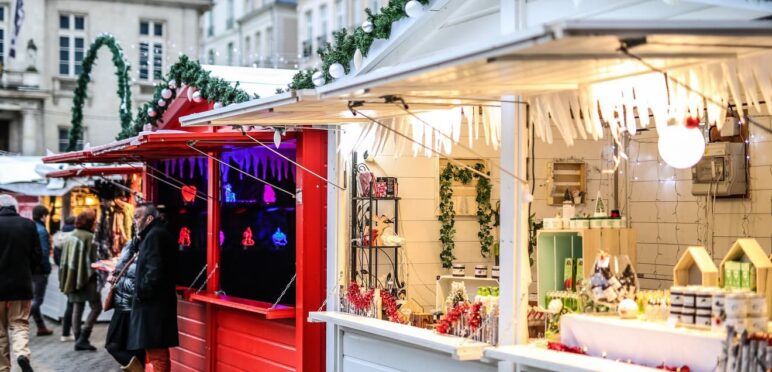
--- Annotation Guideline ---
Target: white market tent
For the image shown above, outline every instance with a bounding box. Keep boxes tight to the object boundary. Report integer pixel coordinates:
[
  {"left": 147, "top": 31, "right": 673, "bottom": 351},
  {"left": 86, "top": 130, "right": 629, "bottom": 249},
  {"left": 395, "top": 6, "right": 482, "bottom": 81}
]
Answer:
[{"left": 180, "top": 1, "right": 772, "bottom": 370}]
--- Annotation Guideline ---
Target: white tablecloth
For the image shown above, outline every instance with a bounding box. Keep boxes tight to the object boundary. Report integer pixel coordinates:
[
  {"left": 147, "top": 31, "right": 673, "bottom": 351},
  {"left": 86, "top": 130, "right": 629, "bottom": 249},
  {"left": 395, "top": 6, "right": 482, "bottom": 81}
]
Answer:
[{"left": 560, "top": 314, "right": 724, "bottom": 372}]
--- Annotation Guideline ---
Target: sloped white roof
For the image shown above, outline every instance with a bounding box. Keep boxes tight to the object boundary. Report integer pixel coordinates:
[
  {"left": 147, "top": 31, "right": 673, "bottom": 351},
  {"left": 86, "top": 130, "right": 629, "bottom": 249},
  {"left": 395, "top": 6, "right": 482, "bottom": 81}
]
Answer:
[{"left": 202, "top": 65, "right": 297, "bottom": 98}]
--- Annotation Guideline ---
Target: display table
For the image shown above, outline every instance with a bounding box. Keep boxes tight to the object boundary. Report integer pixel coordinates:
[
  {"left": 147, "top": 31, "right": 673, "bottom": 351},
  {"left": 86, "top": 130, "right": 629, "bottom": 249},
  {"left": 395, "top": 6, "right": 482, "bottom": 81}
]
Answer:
[
  {"left": 485, "top": 344, "right": 659, "bottom": 372},
  {"left": 309, "top": 311, "right": 496, "bottom": 371},
  {"left": 560, "top": 314, "right": 723, "bottom": 372}
]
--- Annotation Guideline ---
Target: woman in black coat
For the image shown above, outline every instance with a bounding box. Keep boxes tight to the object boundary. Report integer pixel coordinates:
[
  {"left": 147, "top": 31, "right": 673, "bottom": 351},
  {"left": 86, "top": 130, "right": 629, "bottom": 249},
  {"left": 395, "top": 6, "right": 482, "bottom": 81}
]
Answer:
[
  {"left": 127, "top": 204, "right": 178, "bottom": 372},
  {"left": 105, "top": 239, "right": 145, "bottom": 371}
]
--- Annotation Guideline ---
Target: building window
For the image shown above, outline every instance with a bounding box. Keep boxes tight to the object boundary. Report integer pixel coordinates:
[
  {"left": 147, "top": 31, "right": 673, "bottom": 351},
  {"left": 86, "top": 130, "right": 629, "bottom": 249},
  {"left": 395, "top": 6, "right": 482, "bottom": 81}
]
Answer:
[
  {"left": 0, "top": 6, "right": 6, "bottom": 67},
  {"left": 303, "top": 10, "right": 312, "bottom": 58},
  {"left": 208, "top": 49, "right": 215, "bottom": 64},
  {"left": 227, "top": 42, "right": 234, "bottom": 66},
  {"left": 244, "top": 0, "right": 253, "bottom": 13},
  {"left": 207, "top": 11, "right": 214, "bottom": 37},
  {"left": 319, "top": 4, "right": 328, "bottom": 44},
  {"left": 226, "top": 0, "right": 235, "bottom": 30},
  {"left": 370, "top": 0, "right": 379, "bottom": 13},
  {"left": 244, "top": 36, "right": 251, "bottom": 66},
  {"left": 353, "top": 0, "right": 363, "bottom": 26},
  {"left": 334, "top": 0, "right": 345, "bottom": 31},
  {"left": 265, "top": 27, "right": 273, "bottom": 66},
  {"left": 58, "top": 127, "right": 83, "bottom": 152},
  {"left": 139, "top": 20, "right": 164, "bottom": 81},
  {"left": 58, "top": 14, "right": 86, "bottom": 76}
]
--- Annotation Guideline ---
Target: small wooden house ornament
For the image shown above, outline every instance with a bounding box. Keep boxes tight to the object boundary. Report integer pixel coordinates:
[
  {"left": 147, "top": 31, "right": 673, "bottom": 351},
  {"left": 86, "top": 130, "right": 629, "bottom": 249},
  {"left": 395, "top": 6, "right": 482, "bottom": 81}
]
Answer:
[
  {"left": 673, "top": 247, "right": 718, "bottom": 286},
  {"left": 719, "top": 238, "right": 772, "bottom": 319}
]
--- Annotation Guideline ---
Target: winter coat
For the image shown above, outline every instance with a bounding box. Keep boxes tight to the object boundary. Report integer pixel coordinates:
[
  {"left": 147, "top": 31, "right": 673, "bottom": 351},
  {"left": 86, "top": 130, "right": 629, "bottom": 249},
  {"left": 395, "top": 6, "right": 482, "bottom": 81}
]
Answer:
[
  {"left": 0, "top": 207, "right": 41, "bottom": 301},
  {"left": 52, "top": 223, "right": 74, "bottom": 266},
  {"left": 111, "top": 240, "right": 139, "bottom": 312},
  {"left": 34, "top": 220, "right": 52, "bottom": 275},
  {"left": 59, "top": 229, "right": 100, "bottom": 302},
  {"left": 127, "top": 219, "right": 179, "bottom": 350}
]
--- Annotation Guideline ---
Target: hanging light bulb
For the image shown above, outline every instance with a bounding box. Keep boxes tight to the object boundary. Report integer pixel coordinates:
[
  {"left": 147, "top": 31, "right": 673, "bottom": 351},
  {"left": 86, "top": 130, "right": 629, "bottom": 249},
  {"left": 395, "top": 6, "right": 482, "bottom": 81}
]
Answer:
[
  {"left": 658, "top": 122, "right": 705, "bottom": 169},
  {"left": 522, "top": 189, "right": 534, "bottom": 203}
]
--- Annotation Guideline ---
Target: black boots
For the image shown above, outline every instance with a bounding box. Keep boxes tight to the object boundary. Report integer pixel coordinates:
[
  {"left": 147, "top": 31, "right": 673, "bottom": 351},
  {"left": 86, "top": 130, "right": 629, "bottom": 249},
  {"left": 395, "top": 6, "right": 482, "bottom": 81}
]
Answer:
[
  {"left": 74, "top": 328, "right": 97, "bottom": 351},
  {"left": 17, "top": 355, "right": 33, "bottom": 372}
]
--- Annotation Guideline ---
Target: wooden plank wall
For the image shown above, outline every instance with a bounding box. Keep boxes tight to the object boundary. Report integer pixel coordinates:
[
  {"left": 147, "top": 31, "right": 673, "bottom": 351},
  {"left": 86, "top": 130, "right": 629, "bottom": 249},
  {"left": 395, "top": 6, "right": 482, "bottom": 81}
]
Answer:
[
  {"left": 172, "top": 299, "right": 207, "bottom": 372},
  {"left": 215, "top": 308, "right": 297, "bottom": 372}
]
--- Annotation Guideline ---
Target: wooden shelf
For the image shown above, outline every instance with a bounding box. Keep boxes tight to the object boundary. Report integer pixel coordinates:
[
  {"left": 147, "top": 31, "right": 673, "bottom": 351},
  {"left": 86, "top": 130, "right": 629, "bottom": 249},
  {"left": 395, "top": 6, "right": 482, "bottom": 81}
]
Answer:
[
  {"left": 352, "top": 196, "right": 401, "bottom": 200},
  {"left": 189, "top": 292, "right": 295, "bottom": 320}
]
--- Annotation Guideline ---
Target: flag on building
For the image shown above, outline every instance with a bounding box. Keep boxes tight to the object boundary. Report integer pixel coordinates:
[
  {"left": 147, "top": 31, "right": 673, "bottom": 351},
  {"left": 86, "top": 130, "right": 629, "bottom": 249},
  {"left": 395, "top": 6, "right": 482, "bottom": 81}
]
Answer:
[{"left": 9, "top": 0, "right": 24, "bottom": 58}]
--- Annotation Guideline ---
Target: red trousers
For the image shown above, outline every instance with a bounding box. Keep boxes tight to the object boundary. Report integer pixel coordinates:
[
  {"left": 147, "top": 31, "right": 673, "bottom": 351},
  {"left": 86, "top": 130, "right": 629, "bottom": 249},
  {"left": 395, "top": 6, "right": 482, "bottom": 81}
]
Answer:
[{"left": 145, "top": 348, "right": 170, "bottom": 372}]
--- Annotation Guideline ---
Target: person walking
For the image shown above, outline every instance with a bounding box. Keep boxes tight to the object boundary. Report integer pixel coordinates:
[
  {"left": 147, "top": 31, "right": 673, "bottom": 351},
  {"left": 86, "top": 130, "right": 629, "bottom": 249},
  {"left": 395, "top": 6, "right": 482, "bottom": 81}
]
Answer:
[
  {"left": 0, "top": 194, "right": 39, "bottom": 372},
  {"left": 30, "top": 205, "right": 53, "bottom": 337},
  {"left": 52, "top": 216, "right": 76, "bottom": 342},
  {"left": 59, "top": 210, "right": 102, "bottom": 351},
  {"left": 127, "top": 203, "right": 178, "bottom": 372},
  {"left": 105, "top": 239, "right": 144, "bottom": 372}
]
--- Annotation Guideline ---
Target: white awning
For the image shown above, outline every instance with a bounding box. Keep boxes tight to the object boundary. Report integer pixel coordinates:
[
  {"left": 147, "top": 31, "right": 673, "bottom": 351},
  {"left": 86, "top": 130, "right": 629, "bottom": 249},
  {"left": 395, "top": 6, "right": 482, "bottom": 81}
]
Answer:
[{"left": 180, "top": 20, "right": 772, "bottom": 128}]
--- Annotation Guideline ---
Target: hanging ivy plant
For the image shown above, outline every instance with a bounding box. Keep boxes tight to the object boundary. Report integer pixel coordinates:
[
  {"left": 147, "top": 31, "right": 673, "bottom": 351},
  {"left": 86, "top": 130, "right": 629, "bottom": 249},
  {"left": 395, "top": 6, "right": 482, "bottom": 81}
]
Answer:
[
  {"left": 287, "top": 0, "right": 430, "bottom": 90},
  {"left": 438, "top": 162, "right": 495, "bottom": 268},
  {"left": 474, "top": 163, "right": 494, "bottom": 258}
]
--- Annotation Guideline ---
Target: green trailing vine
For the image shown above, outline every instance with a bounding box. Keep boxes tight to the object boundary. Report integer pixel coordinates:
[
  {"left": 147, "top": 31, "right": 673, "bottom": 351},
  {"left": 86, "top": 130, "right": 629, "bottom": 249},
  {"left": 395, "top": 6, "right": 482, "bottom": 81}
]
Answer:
[
  {"left": 474, "top": 163, "right": 494, "bottom": 258},
  {"left": 124, "top": 55, "right": 254, "bottom": 139},
  {"left": 288, "top": 0, "right": 430, "bottom": 90},
  {"left": 438, "top": 162, "right": 495, "bottom": 268},
  {"left": 68, "top": 34, "right": 132, "bottom": 151}
]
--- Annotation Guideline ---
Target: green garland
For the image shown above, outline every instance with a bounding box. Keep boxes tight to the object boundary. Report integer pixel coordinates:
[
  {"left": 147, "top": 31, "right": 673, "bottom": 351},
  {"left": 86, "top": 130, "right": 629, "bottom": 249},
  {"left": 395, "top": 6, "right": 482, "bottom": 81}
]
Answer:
[
  {"left": 288, "top": 0, "right": 429, "bottom": 90},
  {"left": 474, "top": 163, "right": 494, "bottom": 258},
  {"left": 123, "top": 55, "right": 254, "bottom": 139},
  {"left": 438, "top": 162, "right": 496, "bottom": 268},
  {"left": 68, "top": 34, "right": 132, "bottom": 151}
]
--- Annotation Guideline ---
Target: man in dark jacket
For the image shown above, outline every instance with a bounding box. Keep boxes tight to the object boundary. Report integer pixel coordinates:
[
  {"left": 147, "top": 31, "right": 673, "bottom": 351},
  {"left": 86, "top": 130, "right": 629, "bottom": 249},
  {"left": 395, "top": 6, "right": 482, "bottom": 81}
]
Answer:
[
  {"left": 127, "top": 203, "right": 178, "bottom": 372},
  {"left": 31, "top": 205, "right": 53, "bottom": 336},
  {"left": 0, "top": 194, "right": 39, "bottom": 372},
  {"left": 105, "top": 239, "right": 144, "bottom": 372}
]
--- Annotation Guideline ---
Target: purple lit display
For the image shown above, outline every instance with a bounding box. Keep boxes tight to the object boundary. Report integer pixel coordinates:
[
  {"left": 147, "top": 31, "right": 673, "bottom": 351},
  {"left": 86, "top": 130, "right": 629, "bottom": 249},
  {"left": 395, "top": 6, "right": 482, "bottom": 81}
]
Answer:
[{"left": 263, "top": 184, "right": 276, "bottom": 204}]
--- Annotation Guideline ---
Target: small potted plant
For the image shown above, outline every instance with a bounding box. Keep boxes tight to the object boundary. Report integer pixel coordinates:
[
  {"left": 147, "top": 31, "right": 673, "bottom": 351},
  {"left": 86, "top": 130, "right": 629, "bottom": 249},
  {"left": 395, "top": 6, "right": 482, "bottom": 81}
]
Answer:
[{"left": 572, "top": 190, "right": 584, "bottom": 205}]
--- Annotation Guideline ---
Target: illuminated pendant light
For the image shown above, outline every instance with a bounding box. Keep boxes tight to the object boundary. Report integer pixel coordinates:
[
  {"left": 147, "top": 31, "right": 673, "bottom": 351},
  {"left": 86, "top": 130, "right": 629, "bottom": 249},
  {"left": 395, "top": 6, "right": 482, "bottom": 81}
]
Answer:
[{"left": 657, "top": 119, "right": 705, "bottom": 169}]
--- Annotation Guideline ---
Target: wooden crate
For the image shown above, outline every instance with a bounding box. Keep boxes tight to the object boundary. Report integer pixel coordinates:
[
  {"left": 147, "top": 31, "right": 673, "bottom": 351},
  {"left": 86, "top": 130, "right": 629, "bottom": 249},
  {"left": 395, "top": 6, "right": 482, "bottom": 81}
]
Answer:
[
  {"left": 535, "top": 228, "right": 637, "bottom": 307},
  {"left": 719, "top": 239, "right": 772, "bottom": 319},
  {"left": 673, "top": 247, "right": 718, "bottom": 286}
]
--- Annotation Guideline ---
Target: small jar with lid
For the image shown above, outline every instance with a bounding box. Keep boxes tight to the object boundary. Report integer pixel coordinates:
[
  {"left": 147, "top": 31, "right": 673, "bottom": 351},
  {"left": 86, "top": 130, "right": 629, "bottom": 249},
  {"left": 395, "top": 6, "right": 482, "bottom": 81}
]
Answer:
[
  {"left": 474, "top": 265, "right": 488, "bottom": 278},
  {"left": 452, "top": 263, "right": 465, "bottom": 277}
]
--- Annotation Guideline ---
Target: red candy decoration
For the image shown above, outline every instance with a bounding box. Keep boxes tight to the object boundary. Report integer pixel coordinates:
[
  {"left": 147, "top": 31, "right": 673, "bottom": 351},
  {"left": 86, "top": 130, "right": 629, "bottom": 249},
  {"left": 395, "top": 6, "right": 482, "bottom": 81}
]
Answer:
[
  {"left": 380, "top": 290, "right": 404, "bottom": 324},
  {"left": 181, "top": 185, "right": 197, "bottom": 203},
  {"left": 685, "top": 116, "right": 700, "bottom": 129}
]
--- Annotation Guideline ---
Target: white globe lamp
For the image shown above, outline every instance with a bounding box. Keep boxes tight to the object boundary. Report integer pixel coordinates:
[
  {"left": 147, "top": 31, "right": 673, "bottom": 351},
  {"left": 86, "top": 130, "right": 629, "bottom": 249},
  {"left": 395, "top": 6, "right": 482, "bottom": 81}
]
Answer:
[
  {"left": 328, "top": 63, "right": 345, "bottom": 79},
  {"left": 658, "top": 123, "right": 705, "bottom": 169},
  {"left": 405, "top": 0, "right": 424, "bottom": 18}
]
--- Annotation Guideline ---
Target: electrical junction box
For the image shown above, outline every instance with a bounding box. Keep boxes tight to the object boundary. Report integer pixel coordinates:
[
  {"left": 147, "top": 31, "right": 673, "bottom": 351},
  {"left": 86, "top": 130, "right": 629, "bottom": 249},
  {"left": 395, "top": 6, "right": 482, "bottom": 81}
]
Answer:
[{"left": 691, "top": 142, "right": 747, "bottom": 197}]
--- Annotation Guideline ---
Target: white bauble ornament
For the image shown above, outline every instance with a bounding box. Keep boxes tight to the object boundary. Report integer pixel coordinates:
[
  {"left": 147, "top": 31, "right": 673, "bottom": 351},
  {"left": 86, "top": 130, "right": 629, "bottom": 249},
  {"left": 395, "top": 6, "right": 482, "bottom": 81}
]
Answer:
[
  {"left": 186, "top": 86, "right": 195, "bottom": 101},
  {"left": 157, "top": 99, "right": 166, "bottom": 107},
  {"left": 192, "top": 90, "right": 204, "bottom": 103},
  {"left": 617, "top": 298, "right": 638, "bottom": 319},
  {"left": 361, "top": 21, "right": 373, "bottom": 33},
  {"left": 273, "top": 130, "right": 282, "bottom": 148},
  {"left": 547, "top": 298, "right": 563, "bottom": 314},
  {"left": 657, "top": 123, "right": 705, "bottom": 169},
  {"left": 168, "top": 79, "right": 177, "bottom": 90},
  {"left": 312, "top": 71, "right": 325, "bottom": 87},
  {"left": 353, "top": 49, "right": 364, "bottom": 71},
  {"left": 147, "top": 108, "right": 157, "bottom": 118},
  {"left": 329, "top": 63, "right": 345, "bottom": 79},
  {"left": 405, "top": 0, "right": 423, "bottom": 18},
  {"left": 213, "top": 102, "right": 223, "bottom": 109},
  {"left": 161, "top": 88, "right": 173, "bottom": 99}
]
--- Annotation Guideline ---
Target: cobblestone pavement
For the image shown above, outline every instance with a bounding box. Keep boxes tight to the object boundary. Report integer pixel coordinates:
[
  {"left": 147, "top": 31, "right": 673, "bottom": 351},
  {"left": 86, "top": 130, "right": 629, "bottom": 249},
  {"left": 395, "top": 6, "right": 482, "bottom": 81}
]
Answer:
[{"left": 10, "top": 320, "right": 118, "bottom": 372}]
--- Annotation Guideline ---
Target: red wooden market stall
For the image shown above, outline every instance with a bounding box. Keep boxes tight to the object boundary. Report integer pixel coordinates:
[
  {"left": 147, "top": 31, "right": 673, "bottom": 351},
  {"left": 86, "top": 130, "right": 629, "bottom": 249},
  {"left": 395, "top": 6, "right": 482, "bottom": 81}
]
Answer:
[{"left": 43, "top": 87, "right": 326, "bottom": 372}]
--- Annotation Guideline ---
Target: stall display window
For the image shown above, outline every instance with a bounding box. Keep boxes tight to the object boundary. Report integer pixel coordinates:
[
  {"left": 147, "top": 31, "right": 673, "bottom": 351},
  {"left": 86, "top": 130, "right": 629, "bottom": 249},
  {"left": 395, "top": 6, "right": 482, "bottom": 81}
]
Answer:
[
  {"left": 218, "top": 147, "right": 297, "bottom": 305},
  {"left": 154, "top": 158, "right": 208, "bottom": 289}
]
